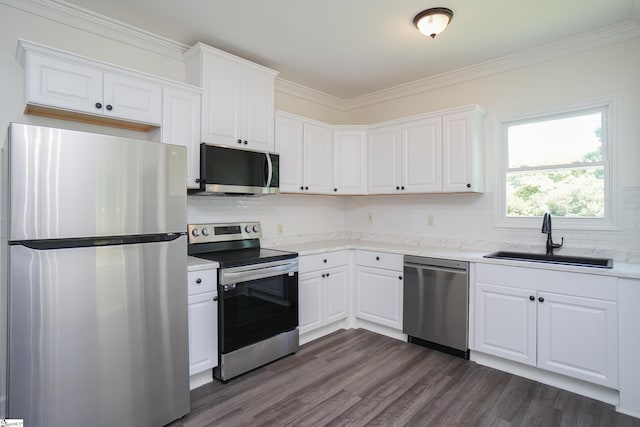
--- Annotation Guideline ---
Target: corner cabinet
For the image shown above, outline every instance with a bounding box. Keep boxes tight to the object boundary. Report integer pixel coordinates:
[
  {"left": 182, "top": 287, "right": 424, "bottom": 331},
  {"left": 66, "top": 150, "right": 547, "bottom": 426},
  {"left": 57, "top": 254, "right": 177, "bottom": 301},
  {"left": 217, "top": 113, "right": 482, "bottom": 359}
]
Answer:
[
  {"left": 185, "top": 42, "right": 278, "bottom": 152},
  {"left": 473, "top": 263, "right": 618, "bottom": 388},
  {"left": 354, "top": 250, "right": 404, "bottom": 330},
  {"left": 333, "top": 128, "right": 368, "bottom": 194},
  {"left": 19, "top": 40, "right": 163, "bottom": 129},
  {"left": 368, "top": 105, "right": 484, "bottom": 194}
]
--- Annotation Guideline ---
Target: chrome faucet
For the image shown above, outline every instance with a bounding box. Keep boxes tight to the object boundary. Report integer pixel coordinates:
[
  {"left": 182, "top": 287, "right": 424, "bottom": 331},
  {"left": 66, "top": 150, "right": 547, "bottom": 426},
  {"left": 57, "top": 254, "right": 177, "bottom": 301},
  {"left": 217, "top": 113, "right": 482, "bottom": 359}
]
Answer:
[{"left": 541, "top": 212, "right": 563, "bottom": 255}]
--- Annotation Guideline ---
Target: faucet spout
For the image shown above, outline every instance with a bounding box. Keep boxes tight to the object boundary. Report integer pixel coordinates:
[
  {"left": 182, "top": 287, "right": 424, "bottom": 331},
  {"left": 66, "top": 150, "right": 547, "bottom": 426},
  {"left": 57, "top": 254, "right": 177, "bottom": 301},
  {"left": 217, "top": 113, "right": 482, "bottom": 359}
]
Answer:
[{"left": 541, "top": 212, "right": 563, "bottom": 255}]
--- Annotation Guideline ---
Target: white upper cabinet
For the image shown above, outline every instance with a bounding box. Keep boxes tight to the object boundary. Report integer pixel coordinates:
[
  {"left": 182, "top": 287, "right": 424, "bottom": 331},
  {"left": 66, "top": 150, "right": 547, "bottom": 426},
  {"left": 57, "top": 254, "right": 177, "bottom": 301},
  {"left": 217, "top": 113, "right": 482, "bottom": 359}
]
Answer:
[
  {"left": 161, "top": 86, "right": 202, "bottom": 189},
  {"left": 368, "top": 105, "right": 484, "bottom": 194},
  {"left": 333, "top": 128, "right": 368, "bottom": 195},
  {"left": 275, "top": 112, "right": 337, "bottom": 195},
  {"left": 20, "top": 41, "right": 162, "bottom": 127},
  {"left": 185, "top": 43, "right": 278, "bottom": 153},
  {"left": 368, "top": 125, "right": 402, "bottom": 194},
  {"left": 442, "top": 107, "right": 484, "bottom": 192},
  {"left": 402, "top": 116, "right": 442, "bottom": 192}
]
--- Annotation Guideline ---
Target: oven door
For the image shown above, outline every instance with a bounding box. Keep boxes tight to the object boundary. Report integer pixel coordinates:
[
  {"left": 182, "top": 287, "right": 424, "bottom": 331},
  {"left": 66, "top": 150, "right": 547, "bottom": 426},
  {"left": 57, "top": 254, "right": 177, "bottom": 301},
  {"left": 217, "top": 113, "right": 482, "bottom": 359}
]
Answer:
[{"left": 218, "top": 258, "right": 298, "bottom": 354}]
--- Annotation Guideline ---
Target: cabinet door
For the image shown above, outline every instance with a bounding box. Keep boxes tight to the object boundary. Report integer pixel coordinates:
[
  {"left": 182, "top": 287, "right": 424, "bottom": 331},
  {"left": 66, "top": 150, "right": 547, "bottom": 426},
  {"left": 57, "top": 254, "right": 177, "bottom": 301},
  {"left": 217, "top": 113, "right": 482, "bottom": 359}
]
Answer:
[
  {"left": 474, "top": 282, "right": 537, "bottom": 366},
  {"left": 201, "top": 55, "right": 239, "bottom": 145},
  {"left": 303, "top": 123, "right": 334, "bottom": 194},
  {"left": 325, "top": 266, "right": 348, "bottom": 324},
  {"left": 299, "top": 272, "right": 324, "bottom": 334},
  {"left": 537, "top": 292, "right": 618, "bottom": 388},
  {"left": 188, "top": 292, "right": 218, "bottom": 375},
  {"left": 162, "top": 87, "right": 202, "bottom": 189},
  {"left": 355, "top": 266, "right": 403, "bottom": 330},
  {"left": 442, "top": 109, "right": 475, "bottom": 192},
  {"left": 26, "top": 52, "right": 103, "bottom": 115},
  {"left": 368, "top": 125, "right": 402, "bottom": 194},
  {"left": 275, "top": 115, "right": 304, "bottom": 193},
  {"left": 334, "top": 129, "right": 367, "bottom": 195},
  {"left": 244, "top": 68, "right": 275, "bottom": 152},
  {"left": 103, "top": 73, "right": 162, "bottom": 125},
  {"left": 402, "top": 117, "right": 442, "bottom": 192}
]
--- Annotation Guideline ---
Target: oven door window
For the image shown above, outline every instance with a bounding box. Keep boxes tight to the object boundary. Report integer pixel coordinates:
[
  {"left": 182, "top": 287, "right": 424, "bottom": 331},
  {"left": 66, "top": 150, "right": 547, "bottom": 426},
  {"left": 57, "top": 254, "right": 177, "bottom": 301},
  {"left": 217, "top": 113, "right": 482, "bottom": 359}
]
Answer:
[{"left": 219, "top": 272, "right": 298, "bottom": 353}]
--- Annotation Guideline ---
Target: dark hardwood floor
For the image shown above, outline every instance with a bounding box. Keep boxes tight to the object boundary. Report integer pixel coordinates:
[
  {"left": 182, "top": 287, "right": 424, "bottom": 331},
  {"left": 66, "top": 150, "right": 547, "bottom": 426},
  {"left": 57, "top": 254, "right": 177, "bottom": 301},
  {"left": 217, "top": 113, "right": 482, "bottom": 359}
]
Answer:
[{"left": 169, "top": 329, "right": 640, "bottom": 427}]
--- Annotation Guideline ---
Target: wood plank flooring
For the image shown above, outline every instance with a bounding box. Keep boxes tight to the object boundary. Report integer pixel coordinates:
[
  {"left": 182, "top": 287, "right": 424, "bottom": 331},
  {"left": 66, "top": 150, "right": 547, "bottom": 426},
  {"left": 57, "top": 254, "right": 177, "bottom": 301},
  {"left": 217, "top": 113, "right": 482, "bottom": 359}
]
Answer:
[{"left": 168, "top": 329, "right": 640, "bottom": 427}]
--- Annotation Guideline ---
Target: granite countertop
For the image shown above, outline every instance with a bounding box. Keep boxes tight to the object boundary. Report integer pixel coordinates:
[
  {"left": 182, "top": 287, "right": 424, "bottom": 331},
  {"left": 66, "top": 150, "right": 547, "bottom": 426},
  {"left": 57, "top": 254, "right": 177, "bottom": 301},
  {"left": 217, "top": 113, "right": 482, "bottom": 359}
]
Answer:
[{"left": 270, "top": 239, "right": 640, "bottom": 280}]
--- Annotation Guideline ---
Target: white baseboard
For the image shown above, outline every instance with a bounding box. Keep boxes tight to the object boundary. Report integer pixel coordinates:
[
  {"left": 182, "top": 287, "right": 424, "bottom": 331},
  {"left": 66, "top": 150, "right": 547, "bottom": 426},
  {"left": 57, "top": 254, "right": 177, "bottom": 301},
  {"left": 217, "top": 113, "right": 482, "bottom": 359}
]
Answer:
[{"left": 189, "top": 369, "right": 213, "bottom": 390}]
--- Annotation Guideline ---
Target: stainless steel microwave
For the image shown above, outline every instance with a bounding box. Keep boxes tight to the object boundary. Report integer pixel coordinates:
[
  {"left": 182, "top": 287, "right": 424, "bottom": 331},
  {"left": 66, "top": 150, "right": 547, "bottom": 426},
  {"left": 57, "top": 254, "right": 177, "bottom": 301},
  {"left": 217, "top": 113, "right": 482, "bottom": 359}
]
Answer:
[{"left": 195, "top": 144, "right": 279, "bottom": 195}]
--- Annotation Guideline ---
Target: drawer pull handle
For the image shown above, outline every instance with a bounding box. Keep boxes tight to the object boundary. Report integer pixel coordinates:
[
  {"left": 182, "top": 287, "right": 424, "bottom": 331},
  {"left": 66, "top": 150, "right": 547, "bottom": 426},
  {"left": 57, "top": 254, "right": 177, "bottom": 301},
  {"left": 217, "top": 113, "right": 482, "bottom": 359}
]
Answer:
[{"left": 196, "top": 278, "right": 202, "bottom": 284}]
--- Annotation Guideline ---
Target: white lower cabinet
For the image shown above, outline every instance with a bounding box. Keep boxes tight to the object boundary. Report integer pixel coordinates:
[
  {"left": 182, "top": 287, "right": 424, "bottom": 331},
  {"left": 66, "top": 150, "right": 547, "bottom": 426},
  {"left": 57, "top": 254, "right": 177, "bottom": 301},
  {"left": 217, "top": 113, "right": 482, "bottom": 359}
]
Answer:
[
  {"left": 187, "top": 269, "right": 218, "bottom": 376},
  {"left": 354, "top": 251, "right": 404, "bottom": 330},
  {"left": 298, "top": 251, "right": 349, "bottom": 335},
  {"left": 473, "top": 264, "right": 618, "bottom": 388}
]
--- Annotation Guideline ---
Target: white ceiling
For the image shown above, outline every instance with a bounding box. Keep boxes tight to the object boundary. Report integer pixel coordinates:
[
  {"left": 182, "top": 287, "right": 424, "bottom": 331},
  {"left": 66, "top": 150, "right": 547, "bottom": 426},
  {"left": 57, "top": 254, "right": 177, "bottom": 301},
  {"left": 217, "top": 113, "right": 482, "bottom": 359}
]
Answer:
[{"left": 61, "top": 0, "right": 638, "bottom": 100}]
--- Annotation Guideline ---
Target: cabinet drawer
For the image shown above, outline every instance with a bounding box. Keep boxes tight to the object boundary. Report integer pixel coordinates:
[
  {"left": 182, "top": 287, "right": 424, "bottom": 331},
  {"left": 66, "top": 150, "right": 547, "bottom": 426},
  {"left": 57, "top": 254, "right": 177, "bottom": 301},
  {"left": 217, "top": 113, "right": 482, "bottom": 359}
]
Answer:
[
  {"left": 188, "top": 269, "right": 217, "bottom": 296},
  {"left": 299, "top": 250, "right": 349, "bottom": 272},
  {"left": 355, "top": 250, "right": 403, "bottom": 271}
]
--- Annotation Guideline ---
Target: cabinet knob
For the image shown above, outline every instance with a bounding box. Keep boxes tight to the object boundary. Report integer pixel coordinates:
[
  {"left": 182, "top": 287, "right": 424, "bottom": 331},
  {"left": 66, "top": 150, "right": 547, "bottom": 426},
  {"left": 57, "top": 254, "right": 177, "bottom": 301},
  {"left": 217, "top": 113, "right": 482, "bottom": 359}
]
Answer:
[
  {"left": 334, "top": 188, "right": 337, "bottom": 192},
  {"left": 196, "top": 278, "right": 202, "bottom": 284},
  {"left": 538, "top": 296, "right": 545, "bottom": 303},
  {"left": 326, "top": 273, "right": 330, "bottom": 277},
  {"left": 305, "top": 186, "right": 309, "bottom": 190},
  {"left": 466, "top": 183, "right": 471, "bottom": 188},
  {"left": 396, "top": 186, "right": 400, "bottom": 190},
  {"left": 375, "top": 256, "right": 380, "bottom": 261},
  {"left": 237, "top": 139, "right": 243, "bottom": 144},
  {"left": 323, "top": 259, "right": 327, "bottom": 263},
  {"left": 244, "top": 140, "right": 248, "bottom": 145},
  {"left": 300, "top": 186, "right": 304, "bottom": 190},
  {"left": 106, "top": 104, "right": 113, "bottom": 111},
  {"left": 213, "top": 296, "right": 218, "bottom": 301},
  {"left": 529, "top": 295, "right": 535, "bottom": 301},
  {"left": 401, "top": 186, "right": 405, "bottom": 190},
  {"left": 321, "top": 273, "right": 326, "bottom": 278},
  {"left": 95, "top": 102, "right": 102, "bottom": 109},
  {"left": 398, "top": 276, "right": 403, "bottom": 280}
]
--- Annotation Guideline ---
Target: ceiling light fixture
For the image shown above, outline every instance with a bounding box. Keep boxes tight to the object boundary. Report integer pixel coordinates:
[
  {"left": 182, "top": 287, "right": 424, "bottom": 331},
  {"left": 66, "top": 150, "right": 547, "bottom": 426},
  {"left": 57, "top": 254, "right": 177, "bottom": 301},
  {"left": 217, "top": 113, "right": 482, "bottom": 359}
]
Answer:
[{"left": 413, "top": 7, "right": 453, "bottom": 39}]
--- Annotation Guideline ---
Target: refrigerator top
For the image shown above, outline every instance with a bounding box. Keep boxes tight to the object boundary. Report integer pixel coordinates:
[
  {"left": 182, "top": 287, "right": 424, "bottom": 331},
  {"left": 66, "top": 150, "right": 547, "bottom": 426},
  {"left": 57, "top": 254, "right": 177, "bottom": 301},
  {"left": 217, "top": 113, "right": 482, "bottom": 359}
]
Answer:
[{"left": 7, "top": 123, "right": 187, "bottom": 241}]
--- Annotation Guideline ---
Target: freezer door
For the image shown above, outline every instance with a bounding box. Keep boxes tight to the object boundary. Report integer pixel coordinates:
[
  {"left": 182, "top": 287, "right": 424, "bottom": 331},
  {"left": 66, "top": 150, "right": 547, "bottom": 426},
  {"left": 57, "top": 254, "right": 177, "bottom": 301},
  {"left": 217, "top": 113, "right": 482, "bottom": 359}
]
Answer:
[
  {"left": 9, "top": 123, "right": 186, "bottom": 241},
  {"left": 8, "top": 235, "right": 189, "bottom": 427}
]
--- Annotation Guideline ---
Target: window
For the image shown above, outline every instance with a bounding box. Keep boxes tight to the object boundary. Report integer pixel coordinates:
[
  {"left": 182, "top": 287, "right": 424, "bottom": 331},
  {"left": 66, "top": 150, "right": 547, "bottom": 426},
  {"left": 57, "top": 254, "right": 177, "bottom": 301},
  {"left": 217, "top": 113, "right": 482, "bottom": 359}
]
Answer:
[{"left": 500, "top": 104, "right": 613, "bottom": 228}]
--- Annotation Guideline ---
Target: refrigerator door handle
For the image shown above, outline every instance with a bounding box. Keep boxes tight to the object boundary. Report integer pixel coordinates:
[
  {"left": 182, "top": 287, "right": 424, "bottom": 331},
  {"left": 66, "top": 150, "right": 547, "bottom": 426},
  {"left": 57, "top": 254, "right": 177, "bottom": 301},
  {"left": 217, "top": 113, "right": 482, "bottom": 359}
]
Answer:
[{"left": 10, "top": 233, "right": 185, "bottom": 250}]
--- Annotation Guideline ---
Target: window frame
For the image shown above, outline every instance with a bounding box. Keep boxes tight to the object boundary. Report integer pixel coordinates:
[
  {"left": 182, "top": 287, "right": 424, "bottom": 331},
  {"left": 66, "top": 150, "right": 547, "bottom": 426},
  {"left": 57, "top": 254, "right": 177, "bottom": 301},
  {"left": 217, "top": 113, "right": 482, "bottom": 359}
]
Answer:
[{"left": 495, "top": 100, "right": 617, "bottom": 231}]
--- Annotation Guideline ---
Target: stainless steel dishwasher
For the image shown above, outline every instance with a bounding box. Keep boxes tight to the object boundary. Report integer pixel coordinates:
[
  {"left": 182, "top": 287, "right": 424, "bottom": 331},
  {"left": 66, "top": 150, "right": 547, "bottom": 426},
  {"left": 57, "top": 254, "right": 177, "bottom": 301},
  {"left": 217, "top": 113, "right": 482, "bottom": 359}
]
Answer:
[{"left": 403, "top": 256, "right": 469, "bottom": 358}]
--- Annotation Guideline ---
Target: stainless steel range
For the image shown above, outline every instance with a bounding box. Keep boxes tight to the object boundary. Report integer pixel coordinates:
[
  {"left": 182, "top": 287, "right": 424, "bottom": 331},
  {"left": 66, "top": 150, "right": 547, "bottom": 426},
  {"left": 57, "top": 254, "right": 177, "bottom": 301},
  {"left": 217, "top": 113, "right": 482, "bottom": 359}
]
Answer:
[{"left": 187, "top": 222, "right": 299, "bottom": 381}]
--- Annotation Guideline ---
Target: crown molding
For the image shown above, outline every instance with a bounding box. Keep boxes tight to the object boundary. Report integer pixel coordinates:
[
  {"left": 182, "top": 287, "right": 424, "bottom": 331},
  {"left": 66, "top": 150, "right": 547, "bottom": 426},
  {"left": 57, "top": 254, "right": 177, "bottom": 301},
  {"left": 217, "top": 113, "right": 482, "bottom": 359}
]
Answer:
[
  {"left": 0, "top": 0, "right": 189, "bottom": 60},
  {"left": 275, "top": 78, "right": 345, "bottom": 111},
  {"left": 341, "top": 20, "right": 640, "bottom": 111}
]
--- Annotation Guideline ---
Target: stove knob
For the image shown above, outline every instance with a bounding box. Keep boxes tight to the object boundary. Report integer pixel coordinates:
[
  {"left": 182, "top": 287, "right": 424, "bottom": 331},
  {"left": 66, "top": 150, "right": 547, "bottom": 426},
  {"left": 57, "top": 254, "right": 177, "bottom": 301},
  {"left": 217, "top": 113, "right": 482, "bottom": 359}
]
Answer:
[
  {"left": 191, "top": 228, "right": 200, "bottom": 237},
  {"left": 201, "top": 228, "right": 209, "bottom": 236},
  {"left": 244, "top": 225, "right": 252, "bottom": 233},
  {"left": 253, "top": 225, "right": 260, "bottom": 233}
]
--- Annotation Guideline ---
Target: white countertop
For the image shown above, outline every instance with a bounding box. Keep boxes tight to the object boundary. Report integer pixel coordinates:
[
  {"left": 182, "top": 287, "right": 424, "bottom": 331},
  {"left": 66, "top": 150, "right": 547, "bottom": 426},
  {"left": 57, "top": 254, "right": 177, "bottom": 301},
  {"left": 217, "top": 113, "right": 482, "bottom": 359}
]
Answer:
[
  {"left": 187, "top": 256, "right": 219, "bottom": 271},
  {"left": 270, "top": 239, "right": 640, "bottom": 280}
]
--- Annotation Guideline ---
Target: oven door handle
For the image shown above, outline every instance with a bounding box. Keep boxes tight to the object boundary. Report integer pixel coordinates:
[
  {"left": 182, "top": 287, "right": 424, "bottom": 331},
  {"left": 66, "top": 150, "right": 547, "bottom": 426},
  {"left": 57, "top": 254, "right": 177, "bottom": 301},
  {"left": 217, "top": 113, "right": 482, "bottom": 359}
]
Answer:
[{"left": 221, "top": 261, "right": 298, "bottom": 285}]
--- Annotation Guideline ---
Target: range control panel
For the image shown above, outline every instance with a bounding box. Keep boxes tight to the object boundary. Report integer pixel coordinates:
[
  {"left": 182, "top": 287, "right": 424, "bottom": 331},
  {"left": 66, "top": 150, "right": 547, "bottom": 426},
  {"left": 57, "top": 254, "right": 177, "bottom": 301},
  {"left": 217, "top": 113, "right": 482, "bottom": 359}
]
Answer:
[{"left": 188, "top": 222, "right": 262, "bottom": 244}]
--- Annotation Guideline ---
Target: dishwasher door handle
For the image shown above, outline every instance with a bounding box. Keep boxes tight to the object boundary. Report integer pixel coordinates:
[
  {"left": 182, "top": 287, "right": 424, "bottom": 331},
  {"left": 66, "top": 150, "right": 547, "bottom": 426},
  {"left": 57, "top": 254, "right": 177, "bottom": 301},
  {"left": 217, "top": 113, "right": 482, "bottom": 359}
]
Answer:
[{"left": 404, "top": 262, "right": 467, "bottom": 275}]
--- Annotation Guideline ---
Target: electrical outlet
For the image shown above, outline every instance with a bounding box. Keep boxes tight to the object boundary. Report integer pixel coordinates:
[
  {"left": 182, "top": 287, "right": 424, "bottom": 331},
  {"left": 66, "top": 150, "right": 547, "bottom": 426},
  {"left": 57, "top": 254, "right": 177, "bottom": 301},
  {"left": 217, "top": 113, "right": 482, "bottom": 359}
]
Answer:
[
  {"left": 427, "top": 214, "right": 434, "bottom": 226},
  {"left": 367, "top": 213, "right": 373, "bottom": 223},
  {"left": 277, "top": 224, "right": 283, "bottom": 235}
]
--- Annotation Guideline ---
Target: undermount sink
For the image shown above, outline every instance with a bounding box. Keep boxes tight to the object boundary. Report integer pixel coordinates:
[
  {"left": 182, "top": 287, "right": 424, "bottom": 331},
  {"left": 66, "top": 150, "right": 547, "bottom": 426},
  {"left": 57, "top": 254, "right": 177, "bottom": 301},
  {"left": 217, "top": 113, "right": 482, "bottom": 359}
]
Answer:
[{"left": 484, "top": 251, "right": 613, "bottom": 269}]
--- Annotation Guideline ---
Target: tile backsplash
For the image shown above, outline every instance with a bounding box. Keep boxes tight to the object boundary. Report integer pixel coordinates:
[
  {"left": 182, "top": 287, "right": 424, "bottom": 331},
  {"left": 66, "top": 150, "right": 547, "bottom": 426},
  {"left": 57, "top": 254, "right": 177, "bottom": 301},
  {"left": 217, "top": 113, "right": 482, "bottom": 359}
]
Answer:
[{"left": 187, "top": 187, "right": 640, "bottom": 263}]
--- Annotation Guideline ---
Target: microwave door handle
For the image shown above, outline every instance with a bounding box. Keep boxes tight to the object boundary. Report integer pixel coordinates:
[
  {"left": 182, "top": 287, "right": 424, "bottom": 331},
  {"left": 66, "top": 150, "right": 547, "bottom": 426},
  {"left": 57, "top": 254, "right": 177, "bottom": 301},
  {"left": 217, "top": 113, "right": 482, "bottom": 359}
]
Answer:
[{"left": 265, "top": 153, "right": 273, "bottom": 187}]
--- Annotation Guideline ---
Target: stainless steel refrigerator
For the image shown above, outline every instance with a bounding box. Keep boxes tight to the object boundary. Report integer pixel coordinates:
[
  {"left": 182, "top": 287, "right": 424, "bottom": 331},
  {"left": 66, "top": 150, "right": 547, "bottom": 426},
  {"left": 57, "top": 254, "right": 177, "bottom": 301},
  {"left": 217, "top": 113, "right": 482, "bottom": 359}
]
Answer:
[{"left": 2, "top": 123, "right": 190, "bottom": 427}]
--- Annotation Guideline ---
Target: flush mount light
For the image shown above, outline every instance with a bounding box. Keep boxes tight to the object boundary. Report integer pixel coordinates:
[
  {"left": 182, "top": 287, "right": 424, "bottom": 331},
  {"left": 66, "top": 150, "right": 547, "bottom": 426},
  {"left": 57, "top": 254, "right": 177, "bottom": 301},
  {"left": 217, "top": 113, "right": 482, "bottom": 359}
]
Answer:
[{"left": 413, "top": 7, "right": 453, "bottom": 39}]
